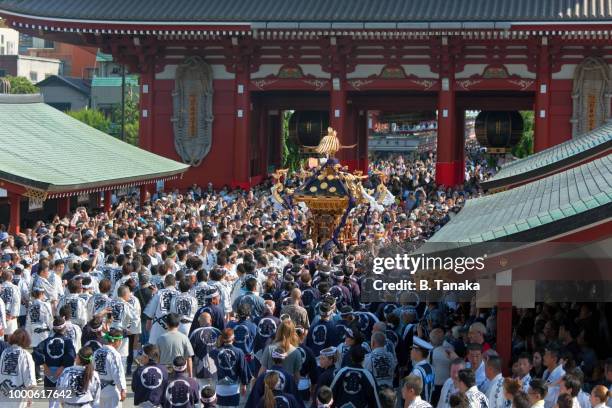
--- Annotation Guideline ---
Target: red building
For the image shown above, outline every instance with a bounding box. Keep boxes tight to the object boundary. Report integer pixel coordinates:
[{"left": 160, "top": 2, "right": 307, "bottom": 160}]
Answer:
[
  {"left": 1, "top": 0, "right": 611, "bottom": 189},
  {"left": 27, "top": 42, "right": 97, "bottom": 79}
]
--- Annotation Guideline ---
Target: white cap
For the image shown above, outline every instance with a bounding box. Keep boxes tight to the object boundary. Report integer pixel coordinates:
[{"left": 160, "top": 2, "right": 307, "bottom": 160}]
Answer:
[{"left": 412, "top": 336, "right": 433, "bottom": 351}]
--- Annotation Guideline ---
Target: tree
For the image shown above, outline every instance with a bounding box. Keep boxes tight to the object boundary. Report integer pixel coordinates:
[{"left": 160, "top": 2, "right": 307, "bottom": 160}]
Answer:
[
  {"left": 67, "top": 109, "right": 111, "bottom": 134},
  {"left": 3, "top": 75, "right": 38, "bottom": 94},
  {"left": 281, "top": 110, "right": 303, "bottom": 172},
  {"left": 512, "top": 111, "right": 534, "bottom": 158},
  {"left": 110, "top": 90, "right": 140, "bottom": 146}
]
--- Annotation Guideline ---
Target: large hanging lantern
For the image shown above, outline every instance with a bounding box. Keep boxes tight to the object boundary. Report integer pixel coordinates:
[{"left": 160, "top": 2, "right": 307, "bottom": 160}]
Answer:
[
  {"left": 289, "top": 111, "right": 329, "bottom": 147},
  {"left": 475, "top": 111, "right": 524, "bottom": 153}
]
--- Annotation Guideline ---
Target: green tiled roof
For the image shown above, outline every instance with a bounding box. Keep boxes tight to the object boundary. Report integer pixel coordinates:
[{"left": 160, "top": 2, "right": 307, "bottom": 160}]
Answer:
[
  {"left": 429, "top": 155, "right": 612, "bottom": 244},
  {"left": 0, "top": 94, "right": 188, "bottom": 192},
  {"left": 1, "top": 0, "right": 612, "bottom": 22},
  {"left": 96, "top": 52, "right": 113, "bottom": 63},
  {"left": 483, "top": 123, "right": 612, "bottom": 189},
  {"left": 92, "top": 76, "right": 139, "bottom": 88}
]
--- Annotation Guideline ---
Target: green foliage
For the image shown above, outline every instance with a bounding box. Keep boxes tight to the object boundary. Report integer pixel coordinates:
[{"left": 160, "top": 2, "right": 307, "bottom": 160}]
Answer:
[
  {"left": 4, "top": 75, "right": 38, "bottom": 94},
  {"left": 67, "top": 86, "right": 140, "bottom": 145},
  {"left": 110, "top": 91, "right": 140, "bottom": 146},
  {"left": 513, "top": 111, "right": 534, "bottom": 158},
  {"left": 281, "top": 110, "right": 303, "bottom": 172},
  {"left": 67, "top": 109, "right": 111, "bottom": 134}
]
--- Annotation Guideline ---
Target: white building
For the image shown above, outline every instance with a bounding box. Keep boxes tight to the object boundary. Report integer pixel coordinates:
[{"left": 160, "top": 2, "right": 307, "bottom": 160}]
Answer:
[
  {"left": 0, "top": 55, "right": 61, "bottom": 82},
  {"left": 0, "top": 27, "right": 19, "bottom": 55}
]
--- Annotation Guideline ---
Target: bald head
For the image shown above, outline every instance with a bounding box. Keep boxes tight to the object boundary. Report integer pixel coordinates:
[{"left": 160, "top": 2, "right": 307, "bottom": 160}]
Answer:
[
  {"left": 198, "top": 312, "right": 212, "bottom": 326},
  {"left": 290, "top": 288, "right": 301, "bottom": 302}
]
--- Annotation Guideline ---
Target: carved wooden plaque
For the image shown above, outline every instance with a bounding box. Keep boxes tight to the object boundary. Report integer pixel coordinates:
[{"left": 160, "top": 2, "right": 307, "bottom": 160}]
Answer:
[
  {"left": 172, "top": 57, "right": 214, "bottom": 166},
  {"left": 571, "top": 57, "right": 611, "bottom": 137}
]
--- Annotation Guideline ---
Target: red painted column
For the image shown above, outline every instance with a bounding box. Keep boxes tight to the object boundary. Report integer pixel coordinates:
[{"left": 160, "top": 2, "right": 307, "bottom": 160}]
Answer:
[
  {"left": 258, "top": 106, "right": 268, "bottom": 176},
  {"left": 139, "top": 71, "right": 155, "bottom": 151},
  {"left": 534, "top": 37, "right": 551, "bottom": 153},
  {"left": 58, "top": 197, "right": 71, "bottom": 217},
  {"left": 358, "top": 109, "right": 369, "bottom": 173},
  {"left": 139, "top": 185, "right": 148, "bottom": 208},
  {"left": 497, "top": 288, "right": 513, "bottom": 376},
  {"left": 454, "top": 109, "right": 466, "bottom": 186},
  {"left": 233, "top": 69, "right": 251, "bottom": 189},
  {"left": 8, "top": 192, "right": 21, "bottom": 235},
  {"left": 103, "top": 190, "right": 112, "bottom": 213},
  {"left": 330, "top": 84, "right": 348, "bottom": 155},
  {"left": 436, "top": 37, "right": 459, "bottom": 187}
]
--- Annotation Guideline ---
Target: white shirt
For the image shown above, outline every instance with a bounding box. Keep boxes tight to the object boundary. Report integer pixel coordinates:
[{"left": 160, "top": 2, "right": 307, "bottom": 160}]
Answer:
[
  {"left": 467, "top": 360, "right": 487, "bottom": 392},
  {"left": 0, "top": 345, "right": 36, "bottom": 389},
  {"left": 57, "top": 293, "right": 88, "bottom": 327},
  {"left": 0, "top": 282, "right": 20, "bottom": 318},
  {"left": 520, "top": 373, "right": 532, "bottom": 393},
  {"left": 409, "top": 396, "right": 433, "bottom": 408},
  {"left": 109, "top": 298, "right": 139, "bottom": 333},
  {"left": 93, "top": 345, "right": 126, "bottom": 390},
  {"left": 57, "top": 366, "right": 101, "bottom": 406},
  {"left": 576, "top": 391, "right": 590, "bottom": 408},
  {"left": 364, "top": 346, "right": 397, "bottom": 388},
  {"left": 543, "top": 364, "right": 566, "bottom": 408},
  {"left": 437, "top": 377, "right": 458, "bottom": 408},
  {"left": 466, "top": 385, "right": 490, "bottom": 408},
  {"left": 485, "top": 374, "right": 507, "bottom": 408},
  {"left": 431, "top": 342, "right": 453, "bottom": 386}
]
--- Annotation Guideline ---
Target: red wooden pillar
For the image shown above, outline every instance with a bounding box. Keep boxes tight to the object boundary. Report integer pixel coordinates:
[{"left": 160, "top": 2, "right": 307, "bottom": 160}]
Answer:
[
  {"left": 357, "top": 109, "right": 369, "bottom": 173},
  {"left": 436, "top": 37, "right": 459, "bottom": 187},
  {"left": 271, "top": 111, "right": 282, "bottom": 169},
  {"left": 8, "top": 192, "right": 21, "bottom": 235},
  {"left": 258, "top": 106, "right": 269, "bottom": 176},
  {"left": 496, "top": 272, "right": 513, "bottom": 376},
  {"left": 534, "top": 37, "right": 551, "bottom": 153},
  {"left": 139, "top": 185, "right": 148, "bottom": 207},
  {"left": 103, "top": 190, "right": 112, "bottom": 213},
  {"left": 233, "top": 69, "right": 251, "bottom": 189},
  {"left": 343, "top": 102, "right": 358, "bottom": 170},
  {"left": 454, "top": 109, "right": 466, "bottom": 186},
  {"left": 139, "top": 70, "right": 155, "bottom": 151},
  {"left": 58, "top": 197, "right": 71, "bottom": 217},
  {"left": 330, "top": 79, "right": 348, "bottom": 161}
]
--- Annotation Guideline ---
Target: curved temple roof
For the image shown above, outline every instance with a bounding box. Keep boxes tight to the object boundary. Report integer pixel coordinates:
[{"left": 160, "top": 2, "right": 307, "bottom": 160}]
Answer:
[
  {"left": 429, "top": 155, "right": 612, "bottom": 245},
  {"left": 481, "top": 124, "right": 612, "bottom": 191},
  {"left": 1, "top": 0, "right": 612, "bottom": 23},
  {"left": 0, "top": 94, "right": 188, "bottom": 194}
]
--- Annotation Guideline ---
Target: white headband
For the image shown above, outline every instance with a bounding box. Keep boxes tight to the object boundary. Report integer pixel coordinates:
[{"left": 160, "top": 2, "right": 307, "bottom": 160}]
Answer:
[
  {"left": 317, "top": 398, "right": 334, "bottom": 408},
  {"left": 201, "top": 394, "right": 217, "bottom": 404}
]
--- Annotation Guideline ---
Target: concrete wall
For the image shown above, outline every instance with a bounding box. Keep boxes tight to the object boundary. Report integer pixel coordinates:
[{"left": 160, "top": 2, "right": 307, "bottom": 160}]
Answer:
[
  {"left": 0, "top": 28, "right": 19, "bottom": 55},
  {"left": 91, "top": 84, "right": 139, "bottom": 109},
  {"left": 16, "top": 56, "right": 61, "bottom": 82},
  {"left": 39, "top": 83, "right": 89, "bottom": 111}
]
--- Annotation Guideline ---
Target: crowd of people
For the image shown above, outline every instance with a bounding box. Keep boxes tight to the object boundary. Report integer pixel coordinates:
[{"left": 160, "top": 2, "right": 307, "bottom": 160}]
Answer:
[{"left": 0, "top": 153, "right": 609, "bottom": 408}]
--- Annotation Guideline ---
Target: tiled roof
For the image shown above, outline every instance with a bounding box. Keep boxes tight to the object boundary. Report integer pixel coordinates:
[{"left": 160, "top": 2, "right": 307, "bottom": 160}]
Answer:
[
  {"left": 482, "top": 123, "right": 612, "bottom": 190},
  {"left": 429, "top": 155, "right": 612, "bottom": 244},
  {"left": 91, "top": 76, "right": 139, "bottom": 88},
  {"left": 1, "top": 0, "right": 612, "bottom": 22},
  {"left": 96, "top": 52, "right": 113, "bottom": 63},
  {"left": 36, "top": 75, "right": 91, "bottom": 96},
  {"left": 0, "top": 94, "right": 188, "bottom": 192}
]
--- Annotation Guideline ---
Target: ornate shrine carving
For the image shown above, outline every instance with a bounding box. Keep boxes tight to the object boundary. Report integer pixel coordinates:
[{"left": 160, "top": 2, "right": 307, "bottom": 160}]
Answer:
[
  {"left": 172, "top": 57, "right": 214, "bottom": 167},
  {"left": 571, "top": 57, "right": 612, "bottom": 137}
]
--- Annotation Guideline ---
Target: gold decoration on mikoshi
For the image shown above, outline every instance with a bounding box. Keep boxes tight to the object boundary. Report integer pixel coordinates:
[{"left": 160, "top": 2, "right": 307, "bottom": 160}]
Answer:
[{"left": 303, "top": 127, "right": 357, "bottom": 158}]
